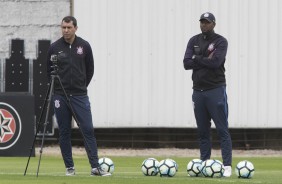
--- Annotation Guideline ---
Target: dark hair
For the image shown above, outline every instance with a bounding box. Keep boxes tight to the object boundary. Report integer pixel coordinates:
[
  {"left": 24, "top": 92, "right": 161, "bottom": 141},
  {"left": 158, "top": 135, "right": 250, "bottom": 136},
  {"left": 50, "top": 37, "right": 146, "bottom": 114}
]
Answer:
[{"left": 62, "top": 16, "right": 77, "bottom": 27}]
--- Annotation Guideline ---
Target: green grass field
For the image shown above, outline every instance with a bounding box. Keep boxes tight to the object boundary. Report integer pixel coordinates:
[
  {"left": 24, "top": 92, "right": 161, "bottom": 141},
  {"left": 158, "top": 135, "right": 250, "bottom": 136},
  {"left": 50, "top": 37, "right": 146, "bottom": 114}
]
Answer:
[{"left": 0, "top": 155, "right": 282, "bottom": 184}]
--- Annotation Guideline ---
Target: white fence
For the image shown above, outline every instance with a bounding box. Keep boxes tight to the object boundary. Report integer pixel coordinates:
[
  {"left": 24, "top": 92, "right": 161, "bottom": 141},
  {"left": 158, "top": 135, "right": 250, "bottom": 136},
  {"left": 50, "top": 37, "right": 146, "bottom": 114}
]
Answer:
[{"left": 73, "top": 0, "right": 282, "bottom": 128}]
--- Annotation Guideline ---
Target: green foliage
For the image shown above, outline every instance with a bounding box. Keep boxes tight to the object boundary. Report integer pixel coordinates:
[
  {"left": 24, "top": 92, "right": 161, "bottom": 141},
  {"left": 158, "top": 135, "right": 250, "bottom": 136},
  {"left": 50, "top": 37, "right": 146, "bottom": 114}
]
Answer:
[{"left": 0, "top": 156, "right": 282, "bottom": 184}]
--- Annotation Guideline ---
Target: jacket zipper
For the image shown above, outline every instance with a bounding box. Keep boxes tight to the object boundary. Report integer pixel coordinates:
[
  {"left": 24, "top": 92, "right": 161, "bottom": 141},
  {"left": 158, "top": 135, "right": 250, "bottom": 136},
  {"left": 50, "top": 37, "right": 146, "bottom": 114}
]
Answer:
[{"left": 69, "top": 44, "right": 72, "bottom": 95}]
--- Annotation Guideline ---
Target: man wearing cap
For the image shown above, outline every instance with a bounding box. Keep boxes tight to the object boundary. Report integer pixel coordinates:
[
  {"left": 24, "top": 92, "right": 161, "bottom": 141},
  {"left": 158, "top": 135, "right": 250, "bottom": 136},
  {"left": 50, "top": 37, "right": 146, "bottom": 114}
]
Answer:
[{"left": 183, "top": 12, "right": 232, "bottom": 177}]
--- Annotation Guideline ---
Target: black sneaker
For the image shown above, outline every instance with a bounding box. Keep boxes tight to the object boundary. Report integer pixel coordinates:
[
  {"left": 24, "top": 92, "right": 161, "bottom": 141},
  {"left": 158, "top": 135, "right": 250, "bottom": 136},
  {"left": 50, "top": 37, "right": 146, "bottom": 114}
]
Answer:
[
  {"left": 66, "top": 167, "right": 75, "bottom": 176},
  {"left": 91, "top": 167, "right": 111, "bottom": 176}
]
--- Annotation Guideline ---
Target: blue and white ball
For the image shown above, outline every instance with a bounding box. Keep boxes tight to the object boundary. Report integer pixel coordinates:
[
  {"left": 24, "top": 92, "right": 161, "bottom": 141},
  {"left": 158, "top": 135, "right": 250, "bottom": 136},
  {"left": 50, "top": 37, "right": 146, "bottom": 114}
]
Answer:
[
  {"left": 167, "top": 158, "right": 178, "bottom": 172},
  {"left": 201, "top": 159, "right": 224, "bottom": 178},
  {"left": 98, "top": 157, "right": 115, "bottom": 174},
  {"left": 158, "top": 159, "right": 177, "bottom": 177},
  {"left": 187, "top": 159, "right": 203, "bottom": 177},
  {"left": 141, "top": 158, "right": 159, "bottom": 176},
  {"left": 235, "top": 160, "right": 255, "bottom": 179}
]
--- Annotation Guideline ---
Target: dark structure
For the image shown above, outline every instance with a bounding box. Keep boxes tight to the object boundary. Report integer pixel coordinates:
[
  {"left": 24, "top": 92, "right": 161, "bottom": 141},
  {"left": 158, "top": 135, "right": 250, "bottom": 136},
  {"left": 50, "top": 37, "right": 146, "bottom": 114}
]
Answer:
[
  {"left": 5, "top": 39, "right": 29, "bottom": 92},
  {"left": 33, "top": 40, "right": 54, "bottom": 135},
  {"left": 56, "top": 128, "right": 281, "bottom": 150},
  {"left": 0, "top": 93, "right": 35, "bottom": 156},
  {"left": 0, "top": 39, "right": 35, "bottom": 156}
]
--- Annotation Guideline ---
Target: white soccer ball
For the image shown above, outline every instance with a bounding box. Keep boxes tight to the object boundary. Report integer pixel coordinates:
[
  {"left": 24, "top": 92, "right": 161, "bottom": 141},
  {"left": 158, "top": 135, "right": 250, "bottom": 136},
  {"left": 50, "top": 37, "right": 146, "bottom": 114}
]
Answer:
[
  {"left": 141, "top": 158, "right": 159, "bottom": 176},
  {"left": 201, "top": 159, "right": 224, "bottom": 178},
  {"left": 235, "top": 160, "right": 255, "bottom": 179},
  {"left": 167, "top": 158, "right": 178, "bottom": 172},
  {"left": 98, "top": 157, "right": 115, "bottom": 174},
  {"left": 187, "top": 159, "right": 203, "bottom": 177},
  {"left": 158, "top": 159, "right": 177, "bottom": 177}
]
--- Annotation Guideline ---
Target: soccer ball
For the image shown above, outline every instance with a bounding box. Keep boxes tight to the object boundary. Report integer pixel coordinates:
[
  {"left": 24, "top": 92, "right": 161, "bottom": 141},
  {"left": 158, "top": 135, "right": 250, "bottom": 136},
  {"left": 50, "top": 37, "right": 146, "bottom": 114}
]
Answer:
[
  {"left": 201, "top": 159, "right": 224, "bottom": 178},
  {"left": 98, "top": 157, "right": 115, "bottom": 174},
  {"left": 158, "top": 159, "right": 177, "bottom": 177},
  {"left": 235, "top": 160, "right": 255, "bottom": 179},
  {"left": 141, "top": 158, "right": 159, "bottom": 176},
  {"left": 167, "top": 158, "right": 178, "bottom": 172},
  {"left": 187, "top": 159, "right": 203, "bottom": 177}
]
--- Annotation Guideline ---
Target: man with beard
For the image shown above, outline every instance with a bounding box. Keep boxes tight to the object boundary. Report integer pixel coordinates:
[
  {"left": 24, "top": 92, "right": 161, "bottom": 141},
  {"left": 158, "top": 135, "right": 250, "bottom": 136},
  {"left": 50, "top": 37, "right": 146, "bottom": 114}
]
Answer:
[{"left": 183, "top": 12, "right": 232, "bottom": 177}]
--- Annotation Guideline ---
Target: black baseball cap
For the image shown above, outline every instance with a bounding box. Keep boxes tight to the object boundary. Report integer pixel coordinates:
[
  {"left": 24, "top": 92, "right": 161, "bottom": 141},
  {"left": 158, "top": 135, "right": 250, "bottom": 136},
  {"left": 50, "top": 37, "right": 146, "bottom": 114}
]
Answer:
[{"left": 199, "top": 12, "right": 216, "bottom": 23}]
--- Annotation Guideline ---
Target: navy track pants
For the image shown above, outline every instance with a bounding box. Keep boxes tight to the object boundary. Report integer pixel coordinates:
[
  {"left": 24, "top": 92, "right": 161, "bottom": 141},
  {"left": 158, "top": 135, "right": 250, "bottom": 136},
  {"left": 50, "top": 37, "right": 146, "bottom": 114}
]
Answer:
[
  {"left": 192, "top": 86, "right": 232, "bottom": 166},
  {"left": 53, "top": 94, "right": 99, "bottom": 168}
]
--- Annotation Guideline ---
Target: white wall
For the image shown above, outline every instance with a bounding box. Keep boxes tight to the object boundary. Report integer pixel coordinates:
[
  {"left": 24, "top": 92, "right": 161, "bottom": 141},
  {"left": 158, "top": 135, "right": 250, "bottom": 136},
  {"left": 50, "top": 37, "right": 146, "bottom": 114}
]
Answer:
[
  {"left": 73, "top": 0, "right": 282, "bottom": 128},
  {"left": 0, "top": 0, "right": 70, "bottom": 59}
]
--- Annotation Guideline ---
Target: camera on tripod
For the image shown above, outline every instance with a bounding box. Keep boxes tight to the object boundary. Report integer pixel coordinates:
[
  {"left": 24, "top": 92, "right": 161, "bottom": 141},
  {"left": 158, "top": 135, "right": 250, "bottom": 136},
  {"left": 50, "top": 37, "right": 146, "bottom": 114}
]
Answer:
[
  {"left": 50, "top": 54, "right": 58, "bottom": 64},
  {"left": 50, "top": 54, "right": 59, "bottom": 75}
]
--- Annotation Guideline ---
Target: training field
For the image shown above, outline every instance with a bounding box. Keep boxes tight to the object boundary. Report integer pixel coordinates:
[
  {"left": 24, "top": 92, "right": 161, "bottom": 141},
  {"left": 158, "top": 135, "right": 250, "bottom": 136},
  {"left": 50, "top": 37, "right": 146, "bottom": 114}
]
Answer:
[{"left": 1, "top": 148, "right": 282, "bottom": 184}]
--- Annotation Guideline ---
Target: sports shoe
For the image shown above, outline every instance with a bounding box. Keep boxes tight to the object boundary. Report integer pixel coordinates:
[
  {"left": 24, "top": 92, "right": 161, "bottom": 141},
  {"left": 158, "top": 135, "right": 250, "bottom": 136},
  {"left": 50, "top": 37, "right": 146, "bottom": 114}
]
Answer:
[
  {"left": 91, "top": 167, "right": 111, "bottom": 176},
  {"left": 66, "top": 167, "right": 75, "bottom": 176},
  {"left": 223, "top": 166, "right": 232, "bottom": 177}
]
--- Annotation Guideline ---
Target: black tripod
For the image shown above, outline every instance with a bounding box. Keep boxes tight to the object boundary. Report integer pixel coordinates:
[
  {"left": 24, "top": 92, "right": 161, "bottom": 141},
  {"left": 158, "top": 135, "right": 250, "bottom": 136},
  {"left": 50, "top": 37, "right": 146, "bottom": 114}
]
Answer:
[{"left": 24, "top": 55, "right": 94, "bottom": 177}]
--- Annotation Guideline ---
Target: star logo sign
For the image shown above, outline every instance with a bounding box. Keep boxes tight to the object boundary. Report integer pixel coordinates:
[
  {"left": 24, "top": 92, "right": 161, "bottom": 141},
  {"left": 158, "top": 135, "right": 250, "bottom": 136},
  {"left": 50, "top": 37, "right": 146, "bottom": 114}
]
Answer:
[
  {"left": 0, "top": 110, "right": 15, "bottom": 143},
  {"left": 0, "top": 102, "right": 21, "bottom": 150}
]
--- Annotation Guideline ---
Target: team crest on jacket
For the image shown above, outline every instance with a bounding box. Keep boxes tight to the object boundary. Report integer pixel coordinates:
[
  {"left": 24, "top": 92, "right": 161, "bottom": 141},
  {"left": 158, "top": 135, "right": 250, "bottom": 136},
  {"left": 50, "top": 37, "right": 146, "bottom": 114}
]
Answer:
[
  {"left": 77, "top": 46, "right": 84, "bottom": 55},
  {"left": 54, "top": 100, "right": 60, "bottom": 108},
  {"left": 0, "top": 102, "right": 22, "bottom": 150},
  {"left": 208, "top": 43, "right": 215, "bottom": 52},
  {"left": 208, "top": 43, "right": 214, "bottom": 52}
]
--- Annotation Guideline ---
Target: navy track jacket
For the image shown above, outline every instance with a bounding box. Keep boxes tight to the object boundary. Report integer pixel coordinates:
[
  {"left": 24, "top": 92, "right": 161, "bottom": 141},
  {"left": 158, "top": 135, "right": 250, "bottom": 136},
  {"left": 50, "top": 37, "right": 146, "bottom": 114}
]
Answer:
[
  {"left": 183, "top": 32, "right": 228, "bottom": 91},
  {"left": 47, "top": 36, "right": 94, "bottom": 96}
]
